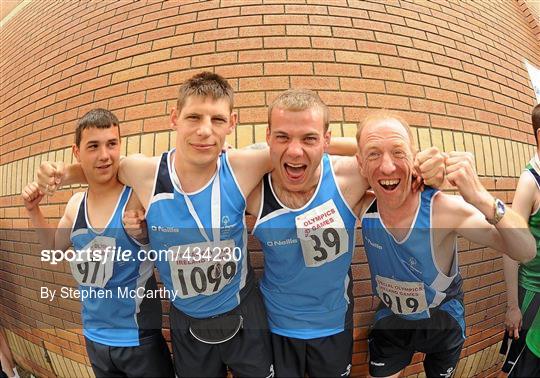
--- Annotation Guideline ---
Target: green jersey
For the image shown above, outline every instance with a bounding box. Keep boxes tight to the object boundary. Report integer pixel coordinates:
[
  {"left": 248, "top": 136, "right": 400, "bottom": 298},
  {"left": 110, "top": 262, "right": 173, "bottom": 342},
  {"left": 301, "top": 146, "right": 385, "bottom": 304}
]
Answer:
[
  {"left": 521, "top": 164, "right": 540, "bottom": 293},
  {"left": 520, "top": 163, "right": 540, "bottom": 357}
]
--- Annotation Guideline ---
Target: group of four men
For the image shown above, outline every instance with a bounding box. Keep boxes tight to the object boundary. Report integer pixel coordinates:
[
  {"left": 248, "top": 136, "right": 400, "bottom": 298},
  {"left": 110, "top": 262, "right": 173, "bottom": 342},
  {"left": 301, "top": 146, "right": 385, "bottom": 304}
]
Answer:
[{"left": 22, "top": 71, "right": 537, "bottom": 377}]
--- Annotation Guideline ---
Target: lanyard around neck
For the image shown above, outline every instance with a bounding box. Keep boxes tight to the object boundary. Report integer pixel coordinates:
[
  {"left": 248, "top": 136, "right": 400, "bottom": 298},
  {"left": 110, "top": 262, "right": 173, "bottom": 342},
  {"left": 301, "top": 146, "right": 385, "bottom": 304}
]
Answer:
[{"left": 172, "top": 152, "right": 221, "bottom": 245}]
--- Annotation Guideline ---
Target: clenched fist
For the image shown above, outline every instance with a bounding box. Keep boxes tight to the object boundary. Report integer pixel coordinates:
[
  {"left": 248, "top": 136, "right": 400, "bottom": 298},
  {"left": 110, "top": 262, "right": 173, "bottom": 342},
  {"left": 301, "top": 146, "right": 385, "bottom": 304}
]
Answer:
[
  {"left": 22, "top": 182, "right": 44, "bottom": 212},
  {"left": 123, "top": 209, "right": 148, "bottom": 244},
  {"left": 445, "top": 151, "right": 492, "bottom": 211},
  {"left": 414, "top": 147, "right": 446, "bottom": 188},
  {"left": 37, "top": 161, "right": 65, "bottom": 196}
]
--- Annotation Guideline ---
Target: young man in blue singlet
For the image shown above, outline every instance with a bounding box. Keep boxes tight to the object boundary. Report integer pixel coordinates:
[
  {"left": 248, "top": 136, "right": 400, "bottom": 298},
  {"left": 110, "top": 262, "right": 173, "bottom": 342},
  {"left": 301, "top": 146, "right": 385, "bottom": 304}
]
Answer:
[
  {"left": 36, "top": 73, "right": 275, "bottom": 377},
  {"left": 354, "top": 110, "right": 535, "bottom": 378},
  {"left": 246, "top": 90, "right": 447, "bottom": 377},
  {"left": 22, "top": 109, "right": 174, "bottom": 377}
]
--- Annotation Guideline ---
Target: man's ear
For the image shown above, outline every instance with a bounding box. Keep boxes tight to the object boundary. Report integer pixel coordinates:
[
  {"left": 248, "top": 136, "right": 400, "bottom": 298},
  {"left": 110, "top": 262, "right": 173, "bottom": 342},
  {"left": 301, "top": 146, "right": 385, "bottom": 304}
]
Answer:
[
  {"left": 170, "top": 108, "right": 178, "bottom": 130},
  {"left": 227, "top": 112, "right": 238, "bottom": 135},
  {"left": 73, "top": 144, "right": 81, "bottom": 163},
  {"left": 323, "top": 130, "right": 331, "bottom": 150},
  {"left": 356, "top": 152, "right": 365, "bottom": 176},
  {"left": 266, "top": 124, "right": 271, "bottom": 145}
]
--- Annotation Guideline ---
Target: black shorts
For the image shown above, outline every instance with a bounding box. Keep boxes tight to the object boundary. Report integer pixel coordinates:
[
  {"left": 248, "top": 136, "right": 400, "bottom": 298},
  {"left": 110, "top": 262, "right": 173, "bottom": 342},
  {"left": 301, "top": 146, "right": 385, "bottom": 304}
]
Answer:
[
  {"left": 501, "top": 286, "right": 540, "bottom": 377},
  {"left": 368, "top": 308, "right": 465, "bottom": 377},
  {"left": 271, "top": 328, "right": 353, "bottom": 378},
  {"left": 170, "top": 286, "right": 273, "bottom": 378},
  {"left": 85, "top": 333, "right": 174, "bottom": 378},
  {"left": 506, "top": 344, "right": 540, "bottom": 378}
]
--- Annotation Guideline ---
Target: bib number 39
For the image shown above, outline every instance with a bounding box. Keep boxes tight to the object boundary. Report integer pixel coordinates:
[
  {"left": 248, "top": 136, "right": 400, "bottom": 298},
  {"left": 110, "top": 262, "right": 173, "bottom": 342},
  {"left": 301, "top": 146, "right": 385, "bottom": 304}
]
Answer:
[{"left": 296, "top": 199, "right": 349, "bottom": 268}]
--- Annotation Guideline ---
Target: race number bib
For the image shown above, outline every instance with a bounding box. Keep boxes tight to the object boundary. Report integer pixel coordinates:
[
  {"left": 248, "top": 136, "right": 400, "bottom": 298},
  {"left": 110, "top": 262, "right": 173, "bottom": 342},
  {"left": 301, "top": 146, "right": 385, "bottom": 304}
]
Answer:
[
  {"left": 70, "top": 236, "right": 115, "bottom": 288},
  {"left": 169, "top": 240, "right": 238, "bottom": 299},
  {"left": 295, "top": 199, "right": 349, "bottom": 268},
  {"left": 375, "top": 275, "right": 428, "bottom": 315}
]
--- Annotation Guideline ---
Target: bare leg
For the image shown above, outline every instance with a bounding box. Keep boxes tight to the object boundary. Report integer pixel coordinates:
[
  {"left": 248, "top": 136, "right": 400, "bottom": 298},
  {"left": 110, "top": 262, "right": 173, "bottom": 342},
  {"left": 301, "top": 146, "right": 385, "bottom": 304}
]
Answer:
[{"left": 0, "top": 329, "right": 17, "bottom": 378}]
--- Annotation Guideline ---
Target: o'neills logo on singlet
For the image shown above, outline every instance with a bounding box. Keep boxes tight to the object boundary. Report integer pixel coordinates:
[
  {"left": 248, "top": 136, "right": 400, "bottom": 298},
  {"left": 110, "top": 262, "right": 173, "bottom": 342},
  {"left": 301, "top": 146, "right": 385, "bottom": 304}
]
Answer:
[
  {"left": 151, "top": 225, "right": 180, "bottom": 233},
  {"left": 365, "top": 237, "right": 382, "bottom": 250},
  {"left": 266, "top": 238, "right": 298, "bottom": 247}
]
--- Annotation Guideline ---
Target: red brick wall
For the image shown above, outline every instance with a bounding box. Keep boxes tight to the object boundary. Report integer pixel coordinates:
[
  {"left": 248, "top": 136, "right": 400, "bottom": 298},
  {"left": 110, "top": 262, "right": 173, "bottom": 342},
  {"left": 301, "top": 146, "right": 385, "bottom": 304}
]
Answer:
[{"left": 1, "top": 1, "right": 539, "bottom": 377}]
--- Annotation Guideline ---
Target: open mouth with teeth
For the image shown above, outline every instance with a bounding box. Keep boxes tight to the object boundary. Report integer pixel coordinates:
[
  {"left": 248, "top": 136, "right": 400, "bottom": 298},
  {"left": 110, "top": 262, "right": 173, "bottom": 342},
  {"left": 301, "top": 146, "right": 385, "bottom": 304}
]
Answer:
[
  {"left": 284, "top": 162, "right": 307, "bottom": 181},
  {"left": 379, "top": 179, "right": 400, "bottom": 191}
]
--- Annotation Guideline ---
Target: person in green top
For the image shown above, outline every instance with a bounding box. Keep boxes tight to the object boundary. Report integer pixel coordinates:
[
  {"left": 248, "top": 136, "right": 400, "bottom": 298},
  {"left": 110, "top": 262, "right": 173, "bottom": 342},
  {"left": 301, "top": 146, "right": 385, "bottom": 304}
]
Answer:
[{"left": 501, "top": 103, "right": 540, "bottom": 377}]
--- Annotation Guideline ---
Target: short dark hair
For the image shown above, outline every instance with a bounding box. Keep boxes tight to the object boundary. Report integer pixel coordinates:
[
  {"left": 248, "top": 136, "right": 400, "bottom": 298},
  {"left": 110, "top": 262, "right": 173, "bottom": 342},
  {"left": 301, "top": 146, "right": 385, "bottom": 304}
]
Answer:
[
  {"left": 176, "top": 71, "right": 234, "bottom": 112},
  {"left": 532, "top": 104, "right": 540, "bottom": 144},
  {"left": 75, "top": 108, "right": 120, "bottom": 147}
]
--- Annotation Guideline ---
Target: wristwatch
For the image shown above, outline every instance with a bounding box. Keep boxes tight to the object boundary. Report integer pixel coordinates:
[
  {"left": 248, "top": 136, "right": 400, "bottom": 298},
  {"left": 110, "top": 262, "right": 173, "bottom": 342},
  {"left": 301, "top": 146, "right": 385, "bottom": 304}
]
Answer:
[{"left": 486, "top": 198, "right": 505, "bottom": 225}]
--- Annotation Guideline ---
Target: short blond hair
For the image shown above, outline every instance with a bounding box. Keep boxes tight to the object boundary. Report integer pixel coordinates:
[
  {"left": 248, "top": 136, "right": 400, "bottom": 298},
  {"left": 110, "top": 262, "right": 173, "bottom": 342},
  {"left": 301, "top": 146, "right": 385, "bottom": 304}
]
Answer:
[
  {"left": 268, "top": 89, "right": 329, "bottom": 131},
  {"left": 356, "top": 109, "right": 416, "bottom": 153}
]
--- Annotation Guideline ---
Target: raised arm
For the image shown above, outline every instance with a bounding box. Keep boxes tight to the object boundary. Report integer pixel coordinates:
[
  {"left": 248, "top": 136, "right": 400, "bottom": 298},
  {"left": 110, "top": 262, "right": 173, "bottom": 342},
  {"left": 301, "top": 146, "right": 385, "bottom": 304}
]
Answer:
[
  {"left": 123, "top": 190, "right": 150, "bottom": 245},
  {"left": 227, "top": 148, "right": 273, "bottom": 199},
  {"left": 117, "top": 154, "right": 160, "bottom": 209},
  {"left": 22, "top": 181, "right": 77, "bottom": 252},
  {"left": 36, "top": 154, "right": 159, "bottom": 210},
  {"left": 37, "top": 161, "right": 87, "bottom": 195},
  {"left": 331, "top": 155, "right": 370, "bottom": 210},
  {"left": 439, "top": 152, "right": 535, "bottom": 263},
  {"left": 326, "top": 137, "right": 357, "bottom": 156}
]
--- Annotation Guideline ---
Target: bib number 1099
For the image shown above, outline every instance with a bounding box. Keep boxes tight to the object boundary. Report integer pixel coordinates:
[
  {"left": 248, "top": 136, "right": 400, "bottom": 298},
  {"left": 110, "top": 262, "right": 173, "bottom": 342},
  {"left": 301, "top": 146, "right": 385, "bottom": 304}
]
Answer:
[
  {"left": 169, "top": 240, "right": 238, "bottom": 298},
  {"left": 176, "top": 261, "right": 236, "bottom": 297}
]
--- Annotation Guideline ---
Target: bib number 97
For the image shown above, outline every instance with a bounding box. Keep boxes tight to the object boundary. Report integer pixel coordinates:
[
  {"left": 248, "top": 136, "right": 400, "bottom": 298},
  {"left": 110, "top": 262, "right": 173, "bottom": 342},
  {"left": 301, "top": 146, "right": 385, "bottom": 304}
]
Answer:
[{"left": 76, "top": 261, "right": 102, "bottom": 285}]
